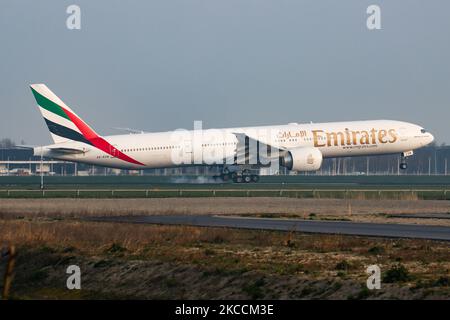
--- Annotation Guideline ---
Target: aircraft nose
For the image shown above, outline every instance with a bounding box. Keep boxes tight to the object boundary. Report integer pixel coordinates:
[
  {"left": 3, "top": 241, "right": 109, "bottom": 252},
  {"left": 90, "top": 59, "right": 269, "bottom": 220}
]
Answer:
[{"left": 428, "top": 133, "right": 435, "bottom": 144}]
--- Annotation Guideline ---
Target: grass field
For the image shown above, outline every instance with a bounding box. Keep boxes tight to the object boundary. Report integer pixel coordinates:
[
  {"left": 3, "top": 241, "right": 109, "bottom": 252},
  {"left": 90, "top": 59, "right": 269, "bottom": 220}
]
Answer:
[
  {"left": 1, "top": 196, "right": 449, "bottom": 299},
  {"left": 2, "top": 174, "right": 450, "bottom": 188},
  {"left": 1, "top": 175, "right": 450, "bottom": 199},
  {"left": 1, "top": 197, "right": 450, "bottom": 226},
  {"left": 3, "top": 188, "right": 449, "bottom": 200},
  {"left": 1, "top": 220, "right": 449, "bottom": 299},
  {"left": 1, "top": 176, "right": 449, "bottom": 299}
]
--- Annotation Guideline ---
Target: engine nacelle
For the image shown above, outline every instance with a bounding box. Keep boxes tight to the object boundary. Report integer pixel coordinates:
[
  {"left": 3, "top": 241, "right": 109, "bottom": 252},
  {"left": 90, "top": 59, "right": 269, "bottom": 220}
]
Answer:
[{"left": 280, "top": 147, "right": 323, "bottom": 171}]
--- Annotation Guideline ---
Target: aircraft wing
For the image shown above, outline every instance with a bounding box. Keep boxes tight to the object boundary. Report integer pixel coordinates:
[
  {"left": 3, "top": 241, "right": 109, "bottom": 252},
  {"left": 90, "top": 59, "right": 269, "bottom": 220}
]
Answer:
[{"left": 228, "top": 132, "right": 286, "bottom": 166}]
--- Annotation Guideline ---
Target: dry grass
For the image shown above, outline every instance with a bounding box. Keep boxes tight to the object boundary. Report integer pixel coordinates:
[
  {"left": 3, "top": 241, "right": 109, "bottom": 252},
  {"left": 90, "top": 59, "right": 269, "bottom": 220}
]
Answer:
[
  {"left": 1, "top": 218, "right": 449, "bottom": 299},
  {"left": 0, "top": 220, "right": 233, "bottom": 252},
  {"left": 1, "top": 197, "right": 449, "bottom": 299},
  {"left": 1, "top": 198, "right": 450, "bottom": 226},
  {"left": 1, "top": 219, "right": 448, "bottom": 273}
]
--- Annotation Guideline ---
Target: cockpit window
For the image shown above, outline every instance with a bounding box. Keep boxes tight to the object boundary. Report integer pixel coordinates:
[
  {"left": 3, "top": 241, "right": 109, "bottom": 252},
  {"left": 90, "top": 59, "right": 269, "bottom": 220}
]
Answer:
[{"left": 421, "top": 129, "right": 427, "bottom": 133}]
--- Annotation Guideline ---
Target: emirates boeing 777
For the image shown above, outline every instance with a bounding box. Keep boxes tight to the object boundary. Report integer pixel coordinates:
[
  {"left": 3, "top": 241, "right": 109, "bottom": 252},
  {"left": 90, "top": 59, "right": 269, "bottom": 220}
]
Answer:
[{"left": 29, "top": 84, "right": 434, "bottom": 183}]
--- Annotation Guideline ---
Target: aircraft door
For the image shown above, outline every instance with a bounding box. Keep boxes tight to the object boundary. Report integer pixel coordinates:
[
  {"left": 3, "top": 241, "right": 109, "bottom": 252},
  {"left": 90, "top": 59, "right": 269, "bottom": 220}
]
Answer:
[
  {"left": 183, "top": 138, "right": 193, "bottom": 165},
  {"left": 110, "top": 144, "right": 118, "bottom": 158}
]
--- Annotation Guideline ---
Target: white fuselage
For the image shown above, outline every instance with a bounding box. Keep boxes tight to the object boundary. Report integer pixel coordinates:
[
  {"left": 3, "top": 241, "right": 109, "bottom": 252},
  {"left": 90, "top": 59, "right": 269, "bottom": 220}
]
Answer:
[{"left": 35, "top": 120, "right": 434, "bottom": 170}]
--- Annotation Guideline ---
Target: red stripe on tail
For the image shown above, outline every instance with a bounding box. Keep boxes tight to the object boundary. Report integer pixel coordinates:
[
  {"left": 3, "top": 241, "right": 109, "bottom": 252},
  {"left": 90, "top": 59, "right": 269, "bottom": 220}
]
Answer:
[{"left": 60, "top": 107, "right": 145, "bottom": 166}]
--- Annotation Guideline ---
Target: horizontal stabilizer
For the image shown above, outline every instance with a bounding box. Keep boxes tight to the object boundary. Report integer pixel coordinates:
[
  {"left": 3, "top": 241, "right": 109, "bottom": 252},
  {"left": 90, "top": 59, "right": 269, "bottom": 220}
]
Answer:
[
  {"left": 47, "top": 147, "right": 87, "bottom": 154},
  {"left": 14, "top": 145, "right": 36, "bottom": 150}
]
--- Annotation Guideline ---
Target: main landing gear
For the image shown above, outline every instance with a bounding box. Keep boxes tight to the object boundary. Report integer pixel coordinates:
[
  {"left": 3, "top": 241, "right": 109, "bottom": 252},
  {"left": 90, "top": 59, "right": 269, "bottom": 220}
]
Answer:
[{"left": 214, "top": 168, "right": 260, "bottom": 183}]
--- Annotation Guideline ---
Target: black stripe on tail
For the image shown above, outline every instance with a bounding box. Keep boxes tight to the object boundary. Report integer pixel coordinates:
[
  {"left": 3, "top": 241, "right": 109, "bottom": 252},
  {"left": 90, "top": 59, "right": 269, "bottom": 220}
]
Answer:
[{"left": 44, "top": 118, "right": 93, "bottom": 146}]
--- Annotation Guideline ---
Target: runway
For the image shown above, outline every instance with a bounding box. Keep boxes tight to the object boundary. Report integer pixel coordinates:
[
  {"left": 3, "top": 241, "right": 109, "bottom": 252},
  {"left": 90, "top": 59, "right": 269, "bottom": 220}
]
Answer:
[
  {"left": 88, "top": 215, "right": 450, "bottom": 241},
  {"left": 387, "top": 213, "right": 450, "bottom": 220}
]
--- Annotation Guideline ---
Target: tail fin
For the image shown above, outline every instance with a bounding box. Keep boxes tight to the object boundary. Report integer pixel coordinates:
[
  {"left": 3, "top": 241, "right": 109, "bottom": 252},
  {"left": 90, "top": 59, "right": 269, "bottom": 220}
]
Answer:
[{"left": 30, "top": 84, "right": 99, "bottom": 145}]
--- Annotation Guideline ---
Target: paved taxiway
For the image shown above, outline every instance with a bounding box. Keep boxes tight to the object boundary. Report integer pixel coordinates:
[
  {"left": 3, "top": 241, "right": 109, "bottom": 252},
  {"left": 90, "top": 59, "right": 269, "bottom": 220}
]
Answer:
[{"left": 88, "top": 215, "right": 450, "bottom": 241}]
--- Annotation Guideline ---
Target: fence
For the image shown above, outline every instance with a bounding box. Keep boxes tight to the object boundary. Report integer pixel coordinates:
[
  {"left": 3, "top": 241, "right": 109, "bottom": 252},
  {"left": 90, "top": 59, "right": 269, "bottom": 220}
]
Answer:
[{"left": 0, "top": 188, "right": 449, "bottom": 200}]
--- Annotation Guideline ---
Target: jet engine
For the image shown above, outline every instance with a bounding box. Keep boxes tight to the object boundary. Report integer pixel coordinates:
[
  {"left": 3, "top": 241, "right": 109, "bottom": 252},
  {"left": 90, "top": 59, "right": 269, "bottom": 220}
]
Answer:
[{"left": 280, "top": 147, "right": 323, "bottom": 171}]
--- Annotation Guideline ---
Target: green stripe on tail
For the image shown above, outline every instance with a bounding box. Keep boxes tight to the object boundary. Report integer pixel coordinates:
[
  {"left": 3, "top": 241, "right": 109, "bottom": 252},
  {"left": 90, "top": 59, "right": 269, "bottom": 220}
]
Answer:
[{"left": 30, "top": 87, "right": 71, "bottom": 121}]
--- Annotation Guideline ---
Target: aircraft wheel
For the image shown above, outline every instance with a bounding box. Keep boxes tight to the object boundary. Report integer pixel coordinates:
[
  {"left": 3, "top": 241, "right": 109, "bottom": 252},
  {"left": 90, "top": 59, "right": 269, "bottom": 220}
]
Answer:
[
  {"left": 235, "top": 176, "right": 243, "bottom": 183},
  {"left": 399, "top": 163, "right": 408, "bottom": 170},
  {"left": 243, "top": 175, "right": 252, "bottom": 183}
]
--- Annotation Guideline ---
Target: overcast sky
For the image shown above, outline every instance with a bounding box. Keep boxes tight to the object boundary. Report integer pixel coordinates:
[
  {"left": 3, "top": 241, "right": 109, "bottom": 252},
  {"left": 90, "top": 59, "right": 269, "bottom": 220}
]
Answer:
[{"left": 1, "top": 0, "right": 449, "bottom": 145}]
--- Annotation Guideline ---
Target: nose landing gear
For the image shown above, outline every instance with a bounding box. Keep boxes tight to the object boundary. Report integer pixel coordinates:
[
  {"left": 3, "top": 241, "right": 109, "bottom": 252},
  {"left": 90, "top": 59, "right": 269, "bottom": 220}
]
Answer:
[{"left": 399, "top": 150, "right": 413, "bottom": 170}]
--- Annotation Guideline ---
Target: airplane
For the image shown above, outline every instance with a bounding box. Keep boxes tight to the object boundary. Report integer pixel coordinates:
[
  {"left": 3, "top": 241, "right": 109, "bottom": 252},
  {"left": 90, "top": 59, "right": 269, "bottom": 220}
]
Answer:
[{"left": 29, "top": 84, "right": 434, "bottom": 183}]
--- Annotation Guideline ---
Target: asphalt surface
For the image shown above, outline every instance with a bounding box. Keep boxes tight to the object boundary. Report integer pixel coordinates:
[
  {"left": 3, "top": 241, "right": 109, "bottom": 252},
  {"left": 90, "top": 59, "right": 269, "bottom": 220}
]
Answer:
[
  {"left": 88, "top": 215, "right": 450, "bottom": 241},
  {"left": 387, "top": 213, "right": 450, "bottom": 220}
]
